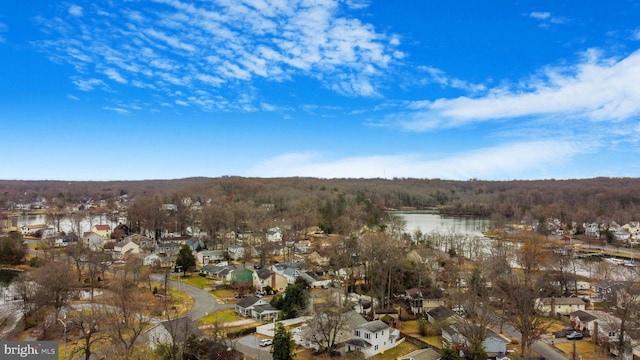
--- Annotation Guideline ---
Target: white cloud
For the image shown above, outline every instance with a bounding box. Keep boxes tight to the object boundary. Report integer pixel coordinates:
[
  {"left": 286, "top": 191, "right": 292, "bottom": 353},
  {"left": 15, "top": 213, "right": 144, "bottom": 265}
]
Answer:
[
  {"left": 34, "top": 0, "right": 401, "bottom": 111},
  {"left": 528, "top": 11, "right": 566, "bottom": 26},
  {"left": 72, "top": 78, "right": 108, "bottom": 91},
  {"left": 66, "top": 94, "right": 80, "bottom": 100},
  {"left": 250, "top": 141, "right": 583, "bottom": 180},
  {"left": 0, "top": 22, "right": 7, "bottom": 43},
  {"left": 393, "top": 49, "right": 640, "bottom": 132},
  {"left": 102, "top": 68, "right": 127, "bottom": 84},
  {"left": 69, "top": 5, "right": 83, "bottom": 17},
  {"left": 529, "top": 11, "right": 550, "bottom": 20},
  {"left": 102, "top": 106, "right": 129, "bottom": 114}
]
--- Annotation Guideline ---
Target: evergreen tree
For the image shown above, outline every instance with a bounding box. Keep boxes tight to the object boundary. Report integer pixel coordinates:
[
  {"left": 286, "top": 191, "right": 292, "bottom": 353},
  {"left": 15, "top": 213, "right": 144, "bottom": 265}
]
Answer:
[
  {"left": 175, "top": 244, "right": 196, "bottom": 275},
  {"left": 272, "top": 322, "right": 294, "bottom": 360}
]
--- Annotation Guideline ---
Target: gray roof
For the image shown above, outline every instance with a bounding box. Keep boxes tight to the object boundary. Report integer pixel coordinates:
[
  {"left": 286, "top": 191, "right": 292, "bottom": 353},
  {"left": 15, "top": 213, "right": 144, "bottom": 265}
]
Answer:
[
  {"left": 236, "top": 295, "right": 263, "bottom": 308},
  {"left": 427, "top": 305, "right": 456, "bottom": 321},
  {"left": 399, "top": 348, "right": 441, "bottom": 360},
  {"left": 256, "top": 268, "right": 272, "bottom": 280},
  {"left": 570, "top": 310, "right": 598, "bottom": 322},
  {"left": 253, "top": 304, "right": 278, "bottom": 314},
  {"left": 359, "top": 320, "right": 388, "bottom": 333},
  {"left": 344, "top": 338, "right": 371, "bottom": 347},
  {"left": 153, "top": 316, "right": 203, "bottom": 340}
]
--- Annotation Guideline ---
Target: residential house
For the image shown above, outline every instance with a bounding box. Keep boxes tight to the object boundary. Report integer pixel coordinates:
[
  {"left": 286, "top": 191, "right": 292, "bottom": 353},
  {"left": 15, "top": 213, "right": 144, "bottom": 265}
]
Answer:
[
  {"left": 426, "top": 306, "right": 459, "bottom": 326},
  {"left": 112, "top": 239, "right": 141, "bottom": 260},
  {"left": 235, "top": 295, "right": 279, "bottom": 321},
  {"left": 398, "top": 348, "right": 441, "bottom": 360},
  {"left": 197, "top": 250, "right": 225, "bottom": 265},
  {"left": 83, "top": 232, "right": 107, "bottom": 251},
  {"left": 585, "top": 223, "right": 601, "bottom": 237},
  {"left": 228, "top": 244, "right": 245, "bottom": 261},
  {"left": 266, "top": 227, "right": 282, "bottom": 242},
  {"left": 124, "top": 233, "right": 155, "bottom": 251},
  {"left": 342, "top": 320, "right": 400, "bottom": 358},
  {"left": 253, "top": 268, "right": 274, "bottom": 293},
  {"left": 145, "top": 316, "right": 203, "bottom": 350},
  {"left": 92, "top": 224, "right": 111, "bottom": 239},
  {"left": 404, "top": 288, "right": 446, "bottom": 314},
  {"left": 143, "top": 253, "right": 161, "bottom": 267},
  {"left": 299, "top": 310, "right": 367, "bottom": 351},
  {"left": 442, "top": 323, "right": 509, "bottom": 358},
  {"left": 595, "top": 279, "right": 625, "bottom": 303},
  {"left": 536, "top": 297, "right": 586, "bottom": 316},
  {"left": 156, "top": 242, "right": 181, "bottom": 257},
  {"left": 200, "top": 264, "right": 236, "bottom": 284},
  {"left": 186, "top": 237, "right": 205, "bottom": 251},
  {"left": 20, "top": 224, "right": 50, "bottom": 236},
  {"left": 294, "top": 240, "right": 312, "bottom": 254}
]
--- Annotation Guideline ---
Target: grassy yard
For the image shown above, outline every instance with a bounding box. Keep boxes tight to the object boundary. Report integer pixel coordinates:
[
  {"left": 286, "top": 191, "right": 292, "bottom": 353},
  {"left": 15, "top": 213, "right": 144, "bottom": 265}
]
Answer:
[
  {"left": 210, "top": 288, "right": 237, "bottom": 300},
  {"left": 199, "top": 309, "right": 243, "bottom": 325},
  {"left": 167, "top": 286, "right": 194, "bottom": 316},
  {"left": 170, "top": 274, "right": 211, "bottom": 289},
  {"left": 555, "top": 340, "right": 603, "bottom": 360},
  {"left": 370, "top": 340, "right": 420, "bottom": 359}
]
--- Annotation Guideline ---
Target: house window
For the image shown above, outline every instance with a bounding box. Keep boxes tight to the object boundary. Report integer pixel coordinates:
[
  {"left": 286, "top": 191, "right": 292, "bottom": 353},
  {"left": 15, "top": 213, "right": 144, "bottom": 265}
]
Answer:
[
  {"left": 376, "top": 333, "right": 378, "bottom": 339},
  {"left": 355, "top": 330, "right": 360, "bottom": 337},
  {"left": 374, "top": 345, "right": 378, "bottom": 351},
  {"left": 365, "top": 333, "right": 370, "bottom": 340}
]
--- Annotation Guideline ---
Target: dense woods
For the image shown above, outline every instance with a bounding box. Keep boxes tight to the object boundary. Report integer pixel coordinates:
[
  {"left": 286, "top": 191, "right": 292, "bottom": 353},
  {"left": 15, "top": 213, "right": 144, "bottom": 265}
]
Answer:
[{"left": 2, "top": 177, "right": 640, "bottom": 227}]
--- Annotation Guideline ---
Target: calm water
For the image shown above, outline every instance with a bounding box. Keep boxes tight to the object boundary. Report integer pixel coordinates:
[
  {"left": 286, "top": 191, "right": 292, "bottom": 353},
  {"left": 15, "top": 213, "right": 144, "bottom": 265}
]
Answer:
[
  {"left": 393, "top": 211, "right": 491, "bottom": 236},
  {"left": 13, "top": 213, "right": 124, "bottom": 234}
]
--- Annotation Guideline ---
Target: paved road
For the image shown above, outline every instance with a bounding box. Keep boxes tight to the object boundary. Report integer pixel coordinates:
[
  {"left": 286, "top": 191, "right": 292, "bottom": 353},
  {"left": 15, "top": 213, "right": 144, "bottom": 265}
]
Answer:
[
  {"left": 489, "top": 313, "right": 568, "bottom": 360},
  {"left": 149, "top": 273, "right": 234, "bottom": 321}
]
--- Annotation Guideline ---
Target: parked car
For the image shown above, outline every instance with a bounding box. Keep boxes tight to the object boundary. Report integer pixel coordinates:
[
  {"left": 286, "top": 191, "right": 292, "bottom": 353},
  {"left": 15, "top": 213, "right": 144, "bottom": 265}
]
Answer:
[
  {"left": 259, "top": 339, "right": 273, "bottom": 347},
  {"left": 566, "top": 331, "right": 584, "bottom": 340}
]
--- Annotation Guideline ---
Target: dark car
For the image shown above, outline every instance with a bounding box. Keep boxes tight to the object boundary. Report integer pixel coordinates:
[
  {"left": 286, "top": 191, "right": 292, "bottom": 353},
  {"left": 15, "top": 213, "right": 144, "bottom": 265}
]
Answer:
[{"left": 566, "top": 331, "right": 584, "bottom": 340}]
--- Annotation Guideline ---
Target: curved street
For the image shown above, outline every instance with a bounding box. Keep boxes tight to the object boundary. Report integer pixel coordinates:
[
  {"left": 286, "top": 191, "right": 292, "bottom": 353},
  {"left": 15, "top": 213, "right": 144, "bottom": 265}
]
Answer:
[{"left": 149, "top": 273, "right": 234, "bottom": 321}]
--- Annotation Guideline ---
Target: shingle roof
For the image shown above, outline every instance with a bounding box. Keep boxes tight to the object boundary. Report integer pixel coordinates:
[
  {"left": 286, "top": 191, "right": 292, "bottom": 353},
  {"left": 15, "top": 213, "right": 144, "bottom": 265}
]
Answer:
[
  {"left": 570, "top": 310, "right": 598, "bottom": 322},
  {"left": 359, "top": 320, "right": 388, "bottom": 333},
  {"left": 427, "top": 305, "right": 456, "bottom": 321},
  {"left": 236, "top": 295, "right": 262, "bottom": 308}
]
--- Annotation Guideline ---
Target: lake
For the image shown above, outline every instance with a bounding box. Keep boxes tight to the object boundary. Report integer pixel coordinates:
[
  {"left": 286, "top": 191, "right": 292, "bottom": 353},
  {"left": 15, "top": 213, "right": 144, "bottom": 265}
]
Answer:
[
  {"left": 12, "top": 213, "right": 125, "bottom": 235},
  {"left": 393, "top": 211, "right": 491, "bottom": 236},
  {"left": 392, "top": 211, "right": 494, "bottom": 259}
]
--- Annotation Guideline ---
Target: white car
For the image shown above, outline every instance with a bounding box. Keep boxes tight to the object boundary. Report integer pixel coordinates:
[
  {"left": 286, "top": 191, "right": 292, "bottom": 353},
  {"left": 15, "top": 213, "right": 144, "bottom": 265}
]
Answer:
[{"left": 259, "top": 339, "right": 273, "bottom": 347}]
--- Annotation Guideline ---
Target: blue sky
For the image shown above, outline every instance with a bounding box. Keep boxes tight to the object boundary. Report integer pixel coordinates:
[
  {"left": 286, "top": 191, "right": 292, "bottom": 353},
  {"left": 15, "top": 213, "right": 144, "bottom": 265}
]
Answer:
[{"left": 1, "top": 0, "right": 640, "bottom": 181}]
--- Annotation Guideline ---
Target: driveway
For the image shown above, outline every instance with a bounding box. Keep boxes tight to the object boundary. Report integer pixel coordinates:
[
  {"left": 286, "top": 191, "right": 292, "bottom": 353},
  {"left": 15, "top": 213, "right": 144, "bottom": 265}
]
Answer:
[{"left": 236, "top": 335, "right": 273, "bottom": 360}]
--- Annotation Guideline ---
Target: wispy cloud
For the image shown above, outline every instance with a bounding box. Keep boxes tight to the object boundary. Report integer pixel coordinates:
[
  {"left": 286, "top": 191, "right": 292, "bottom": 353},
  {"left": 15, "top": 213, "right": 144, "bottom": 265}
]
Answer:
[
  {"left": 389, "top": 49, "right": 640, "bottom": 132},
  {"left": 68, "top": 5, "right": 83, "bottom": 17},
  {"left": 250, "top": 141, "right": 584, "bottom": 180},
  {"left": 66, "top": 94, "right": 79, "bottom": 101},
  {"left": 102, "top": 106, "right": 129, "bottom": 114},
  {"left": 0, "top": 22, "right": 7, "bottom": 43},
  {"left": 528, "top": 11, "right": 566, "bottom": 27},
  {"left": 33, "top": 0, "right": 402, "bottom": 111}
]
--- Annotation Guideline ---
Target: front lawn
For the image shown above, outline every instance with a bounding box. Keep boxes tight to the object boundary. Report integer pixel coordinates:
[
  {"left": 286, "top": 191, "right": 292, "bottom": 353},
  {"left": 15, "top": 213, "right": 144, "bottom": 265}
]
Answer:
[
  {"left": 555, "top": 340, "right": 601, "bottom": 360},
  {"left": 170, "top": 274, "right": 211, "bottom": 289},
  {"left": 199, "top": 309, "right": 243, "bottom": 325}
]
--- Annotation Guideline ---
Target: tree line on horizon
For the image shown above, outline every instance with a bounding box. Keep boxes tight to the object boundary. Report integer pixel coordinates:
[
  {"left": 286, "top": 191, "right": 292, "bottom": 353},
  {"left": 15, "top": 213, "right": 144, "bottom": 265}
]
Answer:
[{"left": 2, "top": 176, "right": 640, "bottom": 230}]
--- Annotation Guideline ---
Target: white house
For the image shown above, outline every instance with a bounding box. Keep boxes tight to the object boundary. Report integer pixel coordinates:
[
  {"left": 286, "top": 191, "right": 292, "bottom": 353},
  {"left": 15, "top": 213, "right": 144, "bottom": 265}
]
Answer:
[
  {"left": 197, "top": 250, "right": 225, "bottom": 265},
  {"left": 235, "top": 295, "right": 279, "bottom": 321},
  {"left": 266, "top": 227, "right": 283, "bottom": 242},
  {"left": 343, "top": 320, "right": 399, "bottom": 358}
]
